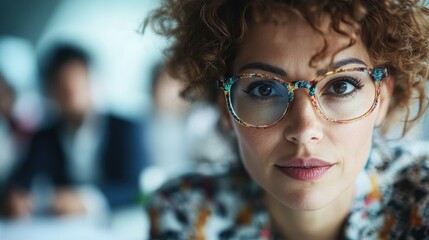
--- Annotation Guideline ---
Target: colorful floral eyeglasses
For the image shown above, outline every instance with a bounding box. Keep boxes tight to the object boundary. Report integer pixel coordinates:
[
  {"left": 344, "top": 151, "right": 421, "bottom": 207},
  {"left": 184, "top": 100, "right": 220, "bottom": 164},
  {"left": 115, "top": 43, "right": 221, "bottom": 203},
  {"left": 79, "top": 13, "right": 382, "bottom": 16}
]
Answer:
[{"left": 217, "top": 67, "right": 388, "bottom": 128}]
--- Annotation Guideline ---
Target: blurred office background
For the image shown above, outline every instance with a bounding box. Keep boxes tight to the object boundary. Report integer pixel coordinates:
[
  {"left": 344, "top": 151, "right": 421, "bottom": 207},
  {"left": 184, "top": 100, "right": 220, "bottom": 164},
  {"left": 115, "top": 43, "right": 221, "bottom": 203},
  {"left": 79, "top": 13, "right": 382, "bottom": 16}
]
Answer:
[
  {"left": 0, "top": 0, "right": 166, "bottom": 117},
  {"left": 0, "top": 1, "right": 167, "bottom": 240},
  {"left": 0, "top": 1, "right": 235, "bottom": 239}
]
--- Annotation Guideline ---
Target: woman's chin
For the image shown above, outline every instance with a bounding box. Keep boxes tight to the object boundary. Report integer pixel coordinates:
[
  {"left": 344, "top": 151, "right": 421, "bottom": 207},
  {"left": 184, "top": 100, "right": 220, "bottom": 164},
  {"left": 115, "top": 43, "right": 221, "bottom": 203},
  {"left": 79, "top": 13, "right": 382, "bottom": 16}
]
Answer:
[{"left": 269, "top": 187, "right": 339, "bottom": 212}]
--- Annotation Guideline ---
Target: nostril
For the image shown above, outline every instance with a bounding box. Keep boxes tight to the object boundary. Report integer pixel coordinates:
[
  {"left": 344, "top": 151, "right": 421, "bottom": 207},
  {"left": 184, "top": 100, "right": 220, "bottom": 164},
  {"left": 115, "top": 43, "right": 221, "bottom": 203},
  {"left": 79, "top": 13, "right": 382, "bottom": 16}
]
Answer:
[
  {"left": 289, "top": 137, "right": 299, "bottom": 144},
  {"left": 284, "top": 118, "right": 324, "bottom": 144}
]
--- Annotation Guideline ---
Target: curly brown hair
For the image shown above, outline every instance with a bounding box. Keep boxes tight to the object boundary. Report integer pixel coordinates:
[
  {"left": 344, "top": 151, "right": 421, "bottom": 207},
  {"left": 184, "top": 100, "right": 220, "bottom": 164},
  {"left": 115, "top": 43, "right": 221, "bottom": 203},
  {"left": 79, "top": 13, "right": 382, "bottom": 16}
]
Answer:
[{"left": 145, "top": 0, "right": 429, "bottom": 135}]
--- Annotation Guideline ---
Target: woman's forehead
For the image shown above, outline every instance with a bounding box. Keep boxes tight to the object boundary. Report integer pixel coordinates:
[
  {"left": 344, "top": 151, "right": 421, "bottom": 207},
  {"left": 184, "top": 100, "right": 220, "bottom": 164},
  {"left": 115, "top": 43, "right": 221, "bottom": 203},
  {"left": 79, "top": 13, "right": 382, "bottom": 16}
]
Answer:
[{"left": 233, "top": 18, "right": 370, "bottom": 75}]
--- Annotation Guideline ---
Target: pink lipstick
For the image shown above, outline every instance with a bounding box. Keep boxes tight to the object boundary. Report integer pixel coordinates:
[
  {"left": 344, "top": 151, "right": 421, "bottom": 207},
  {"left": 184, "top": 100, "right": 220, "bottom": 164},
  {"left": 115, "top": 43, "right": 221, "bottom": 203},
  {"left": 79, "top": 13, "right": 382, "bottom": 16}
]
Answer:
[{"left": 275, "top": 158, "right": 334, "bottom": 182}]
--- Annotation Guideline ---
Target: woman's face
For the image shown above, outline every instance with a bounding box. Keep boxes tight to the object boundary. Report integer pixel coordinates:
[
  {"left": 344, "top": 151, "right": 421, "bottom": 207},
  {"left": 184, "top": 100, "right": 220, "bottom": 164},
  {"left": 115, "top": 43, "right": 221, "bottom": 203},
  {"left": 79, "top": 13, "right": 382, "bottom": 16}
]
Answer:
[{"left": 227, "top": 16, "right": 391, "bottom": 211}]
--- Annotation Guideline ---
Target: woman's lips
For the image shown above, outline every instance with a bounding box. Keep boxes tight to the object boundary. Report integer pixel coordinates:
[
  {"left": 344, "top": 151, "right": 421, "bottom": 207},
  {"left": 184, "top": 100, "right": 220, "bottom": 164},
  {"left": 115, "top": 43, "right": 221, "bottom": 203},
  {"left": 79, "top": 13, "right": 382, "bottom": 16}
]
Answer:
[{"left": 275, "top": 158, "right": 334, "bottom": 181}]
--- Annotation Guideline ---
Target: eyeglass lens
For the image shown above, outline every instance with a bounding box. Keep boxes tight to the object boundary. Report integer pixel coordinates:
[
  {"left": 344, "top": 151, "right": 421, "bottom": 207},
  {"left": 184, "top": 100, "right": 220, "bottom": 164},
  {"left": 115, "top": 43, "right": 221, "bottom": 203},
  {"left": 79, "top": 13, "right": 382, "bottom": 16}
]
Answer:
[{"left": 229, "top": 70, "right": 377, "bottom": 126}]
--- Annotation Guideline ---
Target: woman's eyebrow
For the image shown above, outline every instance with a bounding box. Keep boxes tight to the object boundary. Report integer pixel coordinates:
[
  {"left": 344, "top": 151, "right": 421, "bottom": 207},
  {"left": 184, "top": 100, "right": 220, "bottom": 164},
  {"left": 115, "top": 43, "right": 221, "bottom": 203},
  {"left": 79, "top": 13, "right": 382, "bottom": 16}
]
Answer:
[
  {"left": 334, "top": 58, "right": 368, "bottom": 68},
  {"left": 239, "top": 62, "right": 287, "bottom": 77},
  {"left": 239, "top": 58, "right": 367, "bottom": 77},
  {"left": 317, "top": 58, "right": 368, "bottom": 75}
]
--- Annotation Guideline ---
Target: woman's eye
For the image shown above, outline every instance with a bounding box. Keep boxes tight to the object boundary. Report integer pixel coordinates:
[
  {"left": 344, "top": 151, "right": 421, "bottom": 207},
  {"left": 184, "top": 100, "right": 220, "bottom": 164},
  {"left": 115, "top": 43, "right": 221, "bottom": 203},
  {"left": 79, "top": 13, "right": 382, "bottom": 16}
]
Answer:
[
  {"left": 253, "top": 84, "right": 273, "bottom": 96},
  {"left": 244, "top": 81, "right": 282, "bottom": 98},
  {"left": 325, "top": 78, "right": 362, "bottom": 95},
  {"left": 331, "top": 81, "right": 353, "bottom": 94}
]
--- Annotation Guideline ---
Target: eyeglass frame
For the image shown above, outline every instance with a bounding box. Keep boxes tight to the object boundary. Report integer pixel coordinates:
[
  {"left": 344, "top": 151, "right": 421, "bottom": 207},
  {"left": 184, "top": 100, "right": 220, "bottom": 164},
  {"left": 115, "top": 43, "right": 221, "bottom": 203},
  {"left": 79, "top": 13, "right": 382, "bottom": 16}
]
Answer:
[{"left": 217, "top": 66, "right": 388, "bottom": 129}]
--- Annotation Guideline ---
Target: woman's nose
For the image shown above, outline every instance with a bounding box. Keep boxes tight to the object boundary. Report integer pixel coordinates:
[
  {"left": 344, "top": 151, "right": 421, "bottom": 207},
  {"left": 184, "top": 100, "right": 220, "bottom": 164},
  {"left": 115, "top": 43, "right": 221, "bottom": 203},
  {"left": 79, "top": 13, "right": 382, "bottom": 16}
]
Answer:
[{"left": 282, "top": 90, "right": 324, "bottom": 145}]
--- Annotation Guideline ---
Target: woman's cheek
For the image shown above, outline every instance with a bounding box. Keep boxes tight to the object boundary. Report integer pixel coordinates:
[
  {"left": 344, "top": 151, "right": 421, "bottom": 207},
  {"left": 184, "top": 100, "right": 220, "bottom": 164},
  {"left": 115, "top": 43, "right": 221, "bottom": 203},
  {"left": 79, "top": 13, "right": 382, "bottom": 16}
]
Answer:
[
  {"left": 327, "top": 118, "right": 376, "bottom": 169},
  {"left": 234, "top": 124, "right": 282, "bottom": 162}
]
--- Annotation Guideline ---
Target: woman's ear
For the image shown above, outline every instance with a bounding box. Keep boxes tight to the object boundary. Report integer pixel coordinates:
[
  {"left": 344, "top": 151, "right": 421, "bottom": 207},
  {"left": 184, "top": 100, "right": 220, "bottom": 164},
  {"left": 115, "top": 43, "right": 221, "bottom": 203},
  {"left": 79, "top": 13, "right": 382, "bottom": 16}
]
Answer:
[
  {"left": 217, "top": 92, "right": 233, "bottom": 131},
  {"left": 375, "top": 76, "right": 394, "bottom": 126}
]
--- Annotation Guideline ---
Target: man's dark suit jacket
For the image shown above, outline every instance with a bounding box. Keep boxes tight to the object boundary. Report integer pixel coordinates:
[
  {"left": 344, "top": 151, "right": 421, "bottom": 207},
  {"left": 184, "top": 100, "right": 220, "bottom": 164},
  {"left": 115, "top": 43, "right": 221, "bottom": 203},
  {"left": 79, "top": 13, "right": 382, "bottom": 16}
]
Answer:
[{"left": 8, "top": 114, "right": 147, "bottom": 209}]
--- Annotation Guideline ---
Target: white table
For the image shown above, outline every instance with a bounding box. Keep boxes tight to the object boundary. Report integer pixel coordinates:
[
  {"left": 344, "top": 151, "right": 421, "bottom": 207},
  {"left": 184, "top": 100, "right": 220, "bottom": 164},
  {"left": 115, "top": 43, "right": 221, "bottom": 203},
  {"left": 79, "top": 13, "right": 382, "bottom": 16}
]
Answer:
[{"left": 0, "top": 206, "right": 149, "bottom": 240}]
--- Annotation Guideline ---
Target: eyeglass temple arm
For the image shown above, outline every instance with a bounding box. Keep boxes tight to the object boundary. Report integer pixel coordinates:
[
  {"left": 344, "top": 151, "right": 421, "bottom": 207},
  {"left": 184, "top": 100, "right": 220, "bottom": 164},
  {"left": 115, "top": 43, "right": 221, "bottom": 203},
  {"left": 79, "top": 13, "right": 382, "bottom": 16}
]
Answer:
[
  {"left": 371, "top": 67, "right": 389, "bottom": 82},
  {"left": 217, "top": 77, "right": 234, "bottom": 91}
]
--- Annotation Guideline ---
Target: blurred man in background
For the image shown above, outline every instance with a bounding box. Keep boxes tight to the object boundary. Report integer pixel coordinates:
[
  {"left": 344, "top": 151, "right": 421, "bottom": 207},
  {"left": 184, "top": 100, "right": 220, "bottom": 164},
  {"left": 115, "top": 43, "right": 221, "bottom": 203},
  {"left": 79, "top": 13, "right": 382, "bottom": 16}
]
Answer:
[{"left": 1, "top": 43, "right": 147, "bottom": 219}]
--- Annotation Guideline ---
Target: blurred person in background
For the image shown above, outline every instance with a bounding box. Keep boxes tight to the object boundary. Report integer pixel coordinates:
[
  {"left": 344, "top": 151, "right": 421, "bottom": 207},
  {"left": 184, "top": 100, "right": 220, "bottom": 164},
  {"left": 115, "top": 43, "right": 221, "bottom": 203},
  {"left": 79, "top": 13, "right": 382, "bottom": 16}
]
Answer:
[
  {"left": 0, "top": 73, "right": 33, "bottom": 191},
  {"left": 1, "top": 43, "right": 147, "bottom": 220},
  {"left": 144, "top": 62, "right": 194, "bottom": 181},
  {"left": 144, "top": 62, "right": 234, "bottom": 184}
]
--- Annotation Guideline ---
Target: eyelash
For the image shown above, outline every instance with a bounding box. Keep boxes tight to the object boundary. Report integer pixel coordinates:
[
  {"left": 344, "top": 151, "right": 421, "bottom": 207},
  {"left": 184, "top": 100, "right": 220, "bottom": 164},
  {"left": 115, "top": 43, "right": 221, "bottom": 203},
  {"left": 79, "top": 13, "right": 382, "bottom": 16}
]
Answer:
[
  {"left": 243, "top": 81, "right": 279, "bottom": 101},
  {"left": 323, "top": 77, "right": 364, "bottom": 98}
]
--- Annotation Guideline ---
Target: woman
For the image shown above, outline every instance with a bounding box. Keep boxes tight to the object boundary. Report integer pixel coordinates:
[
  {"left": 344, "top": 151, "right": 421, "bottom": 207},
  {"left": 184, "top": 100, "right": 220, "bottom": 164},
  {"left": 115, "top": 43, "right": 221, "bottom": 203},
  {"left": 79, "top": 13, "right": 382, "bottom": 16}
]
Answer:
[{"left": 145, "top": 0, "right": 429, "bottom": 239}]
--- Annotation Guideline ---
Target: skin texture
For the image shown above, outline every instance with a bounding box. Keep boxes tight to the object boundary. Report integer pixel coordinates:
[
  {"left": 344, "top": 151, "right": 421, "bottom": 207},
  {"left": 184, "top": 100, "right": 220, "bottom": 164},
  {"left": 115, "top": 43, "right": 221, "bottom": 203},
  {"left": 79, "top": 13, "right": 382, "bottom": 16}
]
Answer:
[
  {"left": 153, "top": 70, "right": 189, "bottom": 116},
  {"left": 50, "top": 60, "right": 92, "bottom": 127},
  {"left": 52, "top": 188, "right": 86, "bottom": 216},
  {"left": 222, "top": 16, "right": 392, "bottom": 239},
  {"left": 3, "top": 190, "right": 33, "bottom": 219},
  {"left": 0, "top": 76, "right": 15, "bottom": 118}
]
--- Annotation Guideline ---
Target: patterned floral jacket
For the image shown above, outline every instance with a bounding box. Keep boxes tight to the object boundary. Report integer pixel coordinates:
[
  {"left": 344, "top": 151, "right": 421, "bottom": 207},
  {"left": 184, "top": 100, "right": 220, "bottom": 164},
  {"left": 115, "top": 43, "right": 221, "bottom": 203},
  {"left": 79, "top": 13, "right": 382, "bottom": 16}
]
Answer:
[{"left": 147, "top": 139, "right": 429, "bottom": 239}]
